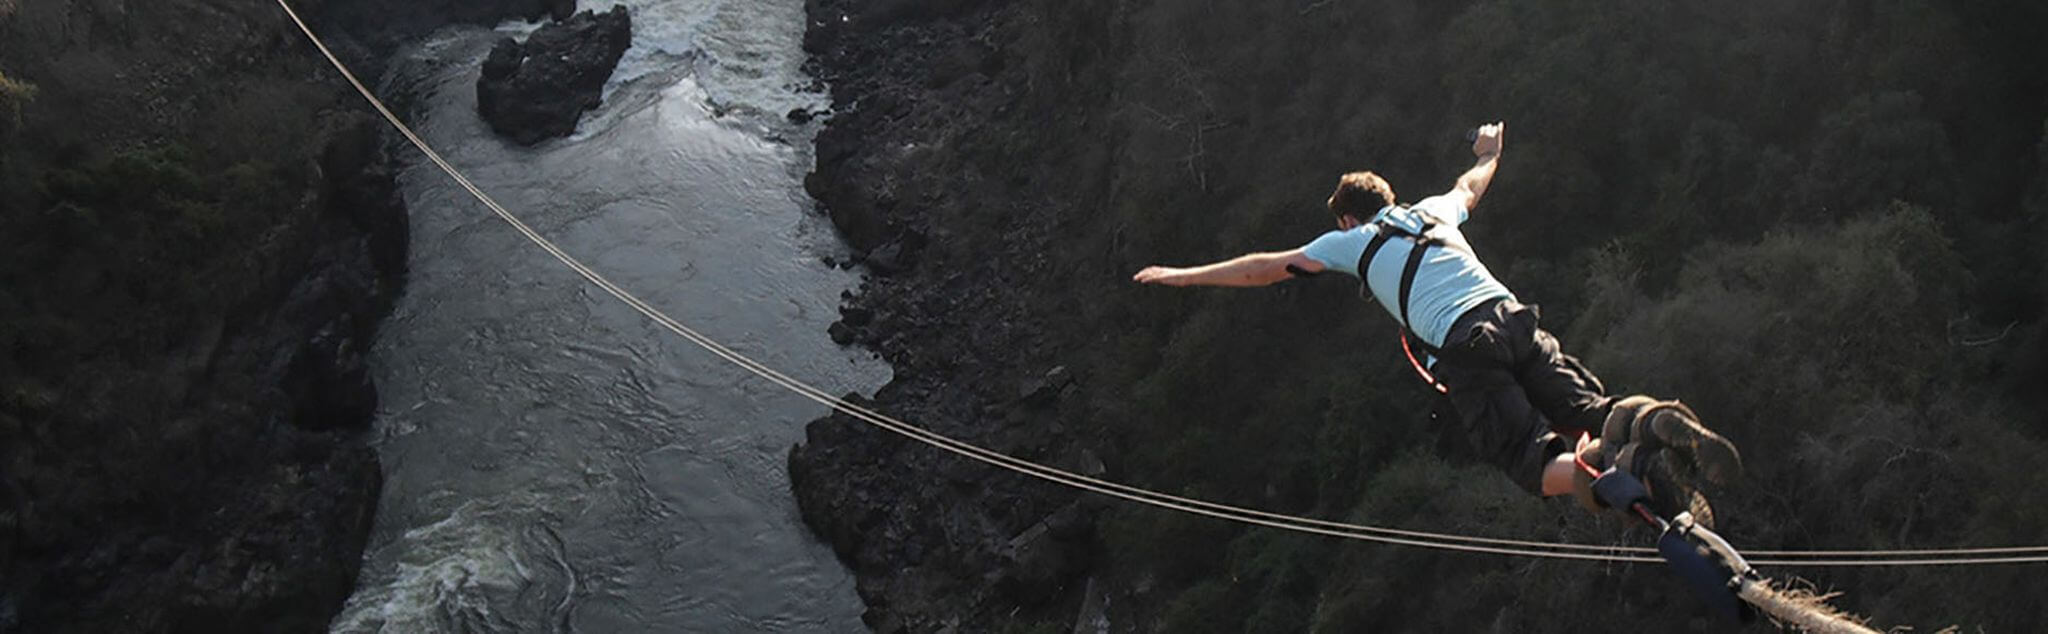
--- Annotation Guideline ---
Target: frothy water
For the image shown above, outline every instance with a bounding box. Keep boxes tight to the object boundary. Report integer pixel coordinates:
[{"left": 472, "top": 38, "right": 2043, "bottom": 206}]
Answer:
[{"left": 330, "top": 2, "right": 883, "bottom": 631}]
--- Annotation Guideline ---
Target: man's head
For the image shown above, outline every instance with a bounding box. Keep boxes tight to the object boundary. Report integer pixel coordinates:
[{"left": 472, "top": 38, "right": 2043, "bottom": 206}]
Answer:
[{"left": 1327, "top": 171, "right": 1395, "bottom": 229}]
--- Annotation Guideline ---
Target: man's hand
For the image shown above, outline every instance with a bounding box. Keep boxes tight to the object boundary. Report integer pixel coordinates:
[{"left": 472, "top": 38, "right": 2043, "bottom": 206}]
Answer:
[
  {"left": 1471, "top": 121, "right": 1504, "bottom": 158},
  {"left": 1449, "top": 121, "right": 1505, "bottom": 211},
  {"left": 1133, "top": 265, "right": 1192, "bottom": 286}
]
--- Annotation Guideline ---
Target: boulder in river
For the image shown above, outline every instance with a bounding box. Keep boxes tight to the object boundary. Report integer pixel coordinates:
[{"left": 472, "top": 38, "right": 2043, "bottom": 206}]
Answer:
[
  {"left": 476, "top": 6, "right": 633, "bottom": 145},
  {"left": 539, "top": 0, "right": 575, "bottom": 22}
]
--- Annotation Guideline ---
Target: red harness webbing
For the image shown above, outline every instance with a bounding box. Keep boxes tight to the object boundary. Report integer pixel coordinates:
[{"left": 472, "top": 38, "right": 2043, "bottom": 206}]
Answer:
[{"left": 1399, "top": 330, "right": 1448, "bottom": 394}]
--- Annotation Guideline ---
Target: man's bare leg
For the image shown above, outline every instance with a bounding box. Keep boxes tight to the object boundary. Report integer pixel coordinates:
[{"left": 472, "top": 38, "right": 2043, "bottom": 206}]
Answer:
[{"left": 1540, "top": 453, "right": 1578, "bottom": 497}]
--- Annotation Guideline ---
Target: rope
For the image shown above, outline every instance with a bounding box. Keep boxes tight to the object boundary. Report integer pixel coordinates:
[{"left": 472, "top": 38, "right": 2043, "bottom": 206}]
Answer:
[
  {"left": 274, "top": 0, "right": 2048, "bottom": 568},
  {"left": 1737, "top": 580, "right": 1882, "bottom": 634}
]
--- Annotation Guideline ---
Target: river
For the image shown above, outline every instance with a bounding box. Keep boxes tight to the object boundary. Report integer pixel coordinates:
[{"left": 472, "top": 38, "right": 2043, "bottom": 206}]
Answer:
[{"left": 329, "top": 1, "right": 886, "bottom": 631}]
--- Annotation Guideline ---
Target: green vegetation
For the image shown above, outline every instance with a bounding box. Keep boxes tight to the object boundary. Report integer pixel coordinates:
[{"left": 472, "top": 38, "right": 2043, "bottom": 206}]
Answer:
[
  {"left": 0, "top": 144, "right": 295, "bottom": 384},
  {"left": 995, "top": 618, "right": 1064, "bottom": 634},
  {"left": 1039, "top": 0, "right": 2048, "bottom": 630}
]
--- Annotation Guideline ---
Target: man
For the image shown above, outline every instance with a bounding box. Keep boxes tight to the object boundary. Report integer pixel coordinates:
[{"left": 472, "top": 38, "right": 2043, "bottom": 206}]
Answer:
[{"left": 1133, "top": 122, "right": 1740, "bottom": 522}]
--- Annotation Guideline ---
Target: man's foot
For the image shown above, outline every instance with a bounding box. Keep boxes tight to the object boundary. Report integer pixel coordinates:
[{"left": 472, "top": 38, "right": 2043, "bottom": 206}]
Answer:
[
  {"left": 1639, "top": 401, "right": 1742, "bottom": 486},
  {"left": 1613, "top": 442, "right": 1717, "bottom": 529},
  {"left": 1602, "top": 396, "right": 1742, "bottom": 485}
]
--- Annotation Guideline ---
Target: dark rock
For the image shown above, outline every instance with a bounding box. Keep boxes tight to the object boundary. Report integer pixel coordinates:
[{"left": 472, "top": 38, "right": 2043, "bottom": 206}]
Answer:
[
  {"left": 542, "top": 0, "right": 575, "bottom": 22},
  {"left": 1016, "top": 365, "right": 1073, "bottom": 404},
  {"left": 1077, "top": 449, "right": 1107, "bottom": 477},
  {"left": 1044, "top": 502, "right": 1093, "bottom": 541},
  {"left": 787, "top": 107, "right": 817, "bottom": 124},
  {"left": 995, "top": 514, "right": 1090, "bottom": 607},
  {"left": 937, "top": 456, "right": 985, "bottom": 486},
  {"left": 786, "top": 0, "right": 1113, "bottom": 629},
  {"left": 840, "top": 306, "right": 874, "bottom": 327},
  {"left": 284, "top": 320, "right": 377, "bottom": 431},
  {"left": 928, "top": 42, "right": 996, "bottom": 89},
  {"left": 862, "top": 230, "right": 927, "bottom": 275},
  {"left": 807, "top": 168, "right": 891, "bottom": 251},
  {"left": 310, "top": 0, "right": 590, "bottom": 78},
  {"left": 863, "top": 609, "right": 905, "bottom": 634},
  {"left": 857, "top": 0, "right": 976, "bottom": 24},
  {"left": 476, "top": 7, "right": 634, "bottom": 145},
  {"left": 865, "top": 241, "right": 908, "bottom": 274},
  {"left": 828, "top": 320, "right": 858, "bottom": 345},
  {"left": 320, "top": 115, "right": 408, "bottom": 291},
  {"left": 480, "top": 37, "right": 523, "bottom": 80}
]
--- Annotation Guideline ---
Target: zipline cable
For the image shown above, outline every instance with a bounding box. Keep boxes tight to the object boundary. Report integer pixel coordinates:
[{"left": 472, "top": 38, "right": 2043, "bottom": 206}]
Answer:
[{"left": 275, "top": 0, "right": 2048, "bottom": 568}]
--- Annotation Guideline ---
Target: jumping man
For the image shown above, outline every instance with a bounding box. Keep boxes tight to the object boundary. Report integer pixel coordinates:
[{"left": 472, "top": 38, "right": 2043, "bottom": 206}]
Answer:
[{"left": 1133, "top": 122, "right": 1741, "bottom": 522}]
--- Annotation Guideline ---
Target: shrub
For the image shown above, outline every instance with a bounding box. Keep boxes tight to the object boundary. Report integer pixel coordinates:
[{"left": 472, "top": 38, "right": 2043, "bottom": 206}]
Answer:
[
  {"left": 0, "top": 69, "right": 34, "bottom": 127},
  {"left": 1155, "top": 579, "right": 1244, "bottom": 634},
  {"left": 3, "top": 145, "right": 294, "bottom": 374}
]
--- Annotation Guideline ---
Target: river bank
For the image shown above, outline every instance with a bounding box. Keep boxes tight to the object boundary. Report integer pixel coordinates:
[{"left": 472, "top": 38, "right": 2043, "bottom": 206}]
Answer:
[{"left": 788, "top": 1, "right": 1129, "bottom": 630}]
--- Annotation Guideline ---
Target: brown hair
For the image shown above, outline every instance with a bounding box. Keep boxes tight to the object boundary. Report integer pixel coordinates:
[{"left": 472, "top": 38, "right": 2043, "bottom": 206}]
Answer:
[{"left": 1327, "top": 171, "right": 1395, "bottom": 222}]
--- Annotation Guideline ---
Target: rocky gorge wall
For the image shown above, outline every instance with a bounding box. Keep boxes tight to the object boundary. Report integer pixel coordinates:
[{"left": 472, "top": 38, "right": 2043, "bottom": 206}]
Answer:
[
  {"left": 789, "top": 1, "right": 1128, "bottom": 630},
  {"left": 0, "top": 0, "right": 540, "bottom": 630}
]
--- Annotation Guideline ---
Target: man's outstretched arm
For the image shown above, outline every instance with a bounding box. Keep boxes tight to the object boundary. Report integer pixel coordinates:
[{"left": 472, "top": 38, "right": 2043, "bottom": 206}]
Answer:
[
  {"left": 1444, "top": 121, "right": 1504, "bottom": 211},
  {"left": 1133, "top": 249, "right": 1324, "bottom": 287}
]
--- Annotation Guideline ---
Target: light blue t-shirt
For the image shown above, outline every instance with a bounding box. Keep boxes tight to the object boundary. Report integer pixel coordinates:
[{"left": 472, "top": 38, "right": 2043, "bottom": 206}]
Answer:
[{"left": 1300, "top": 194, "right": 1515, "bottom": 347}]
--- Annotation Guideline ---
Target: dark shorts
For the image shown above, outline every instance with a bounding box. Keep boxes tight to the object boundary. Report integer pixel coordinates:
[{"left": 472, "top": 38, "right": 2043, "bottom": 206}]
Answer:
[{"left": 1430, "top": 298, "right": 1612, "bottom": 494}]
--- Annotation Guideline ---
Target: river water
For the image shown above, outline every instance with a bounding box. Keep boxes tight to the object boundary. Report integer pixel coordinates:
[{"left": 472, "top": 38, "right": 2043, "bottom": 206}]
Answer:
[{"left": 329, "top": 1, "right": 885, "bottom": 631}]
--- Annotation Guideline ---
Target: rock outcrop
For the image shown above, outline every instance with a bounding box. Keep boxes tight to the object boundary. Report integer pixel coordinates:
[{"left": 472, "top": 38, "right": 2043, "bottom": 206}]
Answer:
[
  {"left": 476, "top": 6, "right": 633, "bottom": 145},
  {"left": 786, "top": 5, "right": 1124, "bottom": 630}
]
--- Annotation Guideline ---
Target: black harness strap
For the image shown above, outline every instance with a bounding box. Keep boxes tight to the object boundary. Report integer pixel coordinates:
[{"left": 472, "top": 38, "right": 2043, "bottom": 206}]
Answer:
[
  {"left": 1396, "top": 234, "right": 1437, "bottom": 332},
  {"left": 1358, "top": 217, "right": 1463, "bottom": 361},
  {"left": 1354, "top": 210, "right": 1489, "bottom": 391},
  {"left": 1357, "top": 230, "right": 1393, "bottom": 279},
  {"left": 1359, "top": 223, "right": 1445, "bottom": 330}
]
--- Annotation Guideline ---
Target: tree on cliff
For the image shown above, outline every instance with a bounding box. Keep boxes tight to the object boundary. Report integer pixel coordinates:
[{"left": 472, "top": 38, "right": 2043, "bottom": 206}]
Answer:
[{"left": 0, "top": 69, "right": 30, "bottom": 129}]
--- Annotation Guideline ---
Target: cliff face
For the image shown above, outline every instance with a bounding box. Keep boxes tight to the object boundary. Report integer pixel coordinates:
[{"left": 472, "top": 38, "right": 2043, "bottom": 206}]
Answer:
[
  {"left": 0, "top": 1, "right": 522, "bottom": 631},
  {"left": 793, "top": 0, "right": 2048, "bottom": 632},
  {"left": 788, "top": 2, "right": 1129, "bottom": 630}
]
